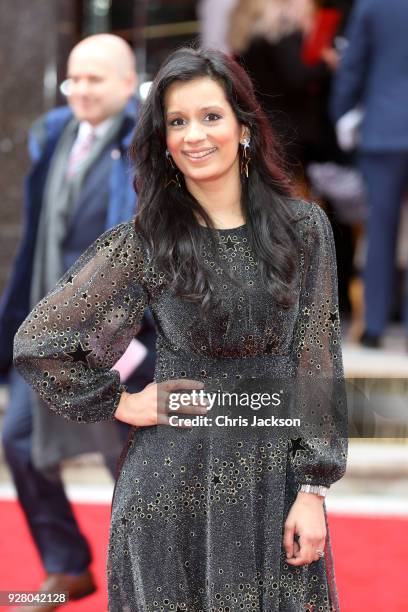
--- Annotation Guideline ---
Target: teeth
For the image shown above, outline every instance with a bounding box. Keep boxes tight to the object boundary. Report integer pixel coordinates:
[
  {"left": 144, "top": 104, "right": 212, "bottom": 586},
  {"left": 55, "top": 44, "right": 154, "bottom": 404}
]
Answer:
[{"left": 184, "top": 148, "right": 216, "bottom": 159}]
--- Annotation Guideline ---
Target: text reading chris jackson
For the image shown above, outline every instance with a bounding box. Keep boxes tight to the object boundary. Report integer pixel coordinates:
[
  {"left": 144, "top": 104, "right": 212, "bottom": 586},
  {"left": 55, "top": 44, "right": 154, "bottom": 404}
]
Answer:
[{"left": 167, "top": 390, "right": 301, "bottom": 428}]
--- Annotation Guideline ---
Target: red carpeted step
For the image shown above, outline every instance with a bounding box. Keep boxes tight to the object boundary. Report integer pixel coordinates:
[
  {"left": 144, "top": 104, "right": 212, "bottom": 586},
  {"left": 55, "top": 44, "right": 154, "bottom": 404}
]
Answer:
[
  {"left": 0, "top": 500, "right": 108, "bottom": 611},
  {"left": 328, "top": 513, "right": 408, "bottom": 612},
  {"left": 1, "top": 501, "right": 407, "bottom": 611}
]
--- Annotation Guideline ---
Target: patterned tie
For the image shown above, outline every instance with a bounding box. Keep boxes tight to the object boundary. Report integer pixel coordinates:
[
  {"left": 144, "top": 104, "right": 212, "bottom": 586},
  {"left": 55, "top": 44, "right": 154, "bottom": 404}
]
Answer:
[{"left": 65, "top": 128, "right": 96, "bottom": 180}]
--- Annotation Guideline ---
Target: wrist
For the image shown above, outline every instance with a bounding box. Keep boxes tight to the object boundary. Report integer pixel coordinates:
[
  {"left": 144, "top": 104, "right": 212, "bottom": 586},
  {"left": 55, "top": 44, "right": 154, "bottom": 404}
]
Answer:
[
  {"left": 114, "top": 389, "right": 133, "bottom": 422},
  {"left": 299, "top": 484, "right": 328, "bottom": 498},
  {"left": 296, "top": 491, "right": 325, "bottom": 504}
]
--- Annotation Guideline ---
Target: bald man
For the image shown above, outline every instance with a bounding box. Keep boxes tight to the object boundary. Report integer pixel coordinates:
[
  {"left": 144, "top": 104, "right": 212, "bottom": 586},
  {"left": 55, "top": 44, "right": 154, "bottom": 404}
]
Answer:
[
  {"left": 67, "top": 34, "right": 137, "bottom": 125},
  {"left": 0, "top": 35, "right": 156, "bottom": 610}
]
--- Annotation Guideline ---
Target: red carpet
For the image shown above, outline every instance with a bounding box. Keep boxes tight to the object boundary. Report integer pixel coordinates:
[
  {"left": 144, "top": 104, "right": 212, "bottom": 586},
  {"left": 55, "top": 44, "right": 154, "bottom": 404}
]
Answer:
[{"left": 1, "top": 500, "right": 407, "bottom": 611}]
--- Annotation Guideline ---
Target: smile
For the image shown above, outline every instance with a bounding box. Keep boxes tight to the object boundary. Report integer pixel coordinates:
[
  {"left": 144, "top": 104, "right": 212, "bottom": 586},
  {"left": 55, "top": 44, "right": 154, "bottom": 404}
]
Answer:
[{"left": 182, "top": 148, "right": 217, "bottom": 160}]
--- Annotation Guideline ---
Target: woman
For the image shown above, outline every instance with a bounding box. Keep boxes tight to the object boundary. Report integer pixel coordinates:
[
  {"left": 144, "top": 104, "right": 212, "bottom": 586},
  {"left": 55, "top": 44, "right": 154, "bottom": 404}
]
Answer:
[
  {"left": 14, "top": 48, "right": 348, "bottom": 611},
  {"left": 229, "top": 0, "right": 340, "bottom": 171}
]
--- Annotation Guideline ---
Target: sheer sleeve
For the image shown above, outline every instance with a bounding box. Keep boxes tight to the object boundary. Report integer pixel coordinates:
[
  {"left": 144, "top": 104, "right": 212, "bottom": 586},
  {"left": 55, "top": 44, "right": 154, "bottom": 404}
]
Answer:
[
  {"left": 13, "top": 222, "right": 149, "bottom": 423},
  {"left": 288, "top": 203, "right": 348, "bottom": 489}
]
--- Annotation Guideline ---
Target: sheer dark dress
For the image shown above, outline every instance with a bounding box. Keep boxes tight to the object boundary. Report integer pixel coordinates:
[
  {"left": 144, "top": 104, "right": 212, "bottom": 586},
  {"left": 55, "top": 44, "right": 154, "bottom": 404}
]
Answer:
[{"left": 14, "top": 199, "right": 348, "bottom": 611}]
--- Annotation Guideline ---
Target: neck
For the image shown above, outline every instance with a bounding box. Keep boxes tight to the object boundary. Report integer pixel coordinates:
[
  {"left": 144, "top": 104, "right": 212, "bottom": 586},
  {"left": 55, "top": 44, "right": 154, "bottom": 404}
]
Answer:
[{"left": 185, "top": 164, "right": 244, "bottom": 229}]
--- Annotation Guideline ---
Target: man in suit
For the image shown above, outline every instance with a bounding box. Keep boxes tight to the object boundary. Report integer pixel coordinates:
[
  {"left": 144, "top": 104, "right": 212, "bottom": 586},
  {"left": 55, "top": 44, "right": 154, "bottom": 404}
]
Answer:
[
  {"left": 0, "top": 34, "right": 156, "bottom": 609},
  {"left": 331, "top": 0, "right": 408, "bottom": 349}
]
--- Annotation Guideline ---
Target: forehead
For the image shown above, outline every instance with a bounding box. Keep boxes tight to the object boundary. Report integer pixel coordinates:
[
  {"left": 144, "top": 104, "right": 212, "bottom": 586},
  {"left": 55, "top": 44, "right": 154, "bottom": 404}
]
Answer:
[
  {"left": 164, "top": 77, "right": 230, "bottom": 114},
  {"left": 67, "top": 49, "right": 116, "bottom": 77}
]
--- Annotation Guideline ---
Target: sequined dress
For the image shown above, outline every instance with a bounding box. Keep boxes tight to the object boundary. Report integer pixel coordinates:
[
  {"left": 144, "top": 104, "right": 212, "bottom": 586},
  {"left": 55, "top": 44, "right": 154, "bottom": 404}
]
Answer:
[{"left": 14, "top": 199, "right": 348, "bottom": 612}]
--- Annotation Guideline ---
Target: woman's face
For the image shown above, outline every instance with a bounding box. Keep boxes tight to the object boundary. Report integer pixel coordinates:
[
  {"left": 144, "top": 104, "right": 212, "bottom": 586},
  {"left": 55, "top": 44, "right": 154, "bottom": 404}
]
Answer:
[{"left": 164, "top": 77, "right": 247, "bottom": 185}]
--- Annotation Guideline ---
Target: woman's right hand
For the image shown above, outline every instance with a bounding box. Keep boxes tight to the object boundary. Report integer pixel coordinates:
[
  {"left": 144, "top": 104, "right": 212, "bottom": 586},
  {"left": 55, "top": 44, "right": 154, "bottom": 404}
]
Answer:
[{"left": 113, "top": 379, "right": 208, "bottom": 427}]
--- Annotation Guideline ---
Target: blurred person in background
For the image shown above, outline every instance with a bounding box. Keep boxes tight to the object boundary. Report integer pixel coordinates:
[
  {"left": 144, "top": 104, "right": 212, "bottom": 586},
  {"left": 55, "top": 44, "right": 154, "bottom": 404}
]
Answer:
[
  {"left": 230, "top": 0, "right": 340, "bottom": 173},
  {"left": 0, "top": 34, "right": 156, "bottom": 610},
  {"left": 331, "top": 0, "right": 408, "bottom": 349},
  {"left": 230, "top": 0, "right": 355, "bottom": 315},
  {"left": 198, "top": 0, "right": 238, "bottom": 52}
]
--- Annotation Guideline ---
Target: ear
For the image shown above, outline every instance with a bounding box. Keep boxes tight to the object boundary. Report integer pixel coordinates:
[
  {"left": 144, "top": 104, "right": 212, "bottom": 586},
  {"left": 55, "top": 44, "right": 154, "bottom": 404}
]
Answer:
[{"left": 125, "top": 71, "right": 138, "bottom": 96}]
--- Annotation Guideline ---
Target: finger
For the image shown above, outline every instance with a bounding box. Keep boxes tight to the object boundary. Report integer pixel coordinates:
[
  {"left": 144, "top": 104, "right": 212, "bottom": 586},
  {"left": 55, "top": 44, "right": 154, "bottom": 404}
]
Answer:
[
  {"left": 161, "top": 379, "right": 205, "bottom": 391},
  {"left": 286, "top": 550, "right": 314, "bottom": 566},
  {"left": 286, "top": 556, "right": 312, "bottom": 566},
  {"left": 165, "top": 391, "right": 209, "bottom": 412},
  {"left": 283, "top": 523, "right": 295, "bottom": 559},
  {"left": 168, "top": 397, "right": 210, "bottom": 410},
  {"left": 313, "top": 541, "right": 326, "bottom": 563},
  {"left": 175, "top": 404, "right": 209, "bottom": 414},
  {"left": 158, "top": 414, "right": 192, "bottom": 428},
  {"left": 286, "top": 546, "right": 311, "bottom": 566},
  {"left": 286, "top": 537, "right": 314, "bottom": 566},
  {"left": 162, "top": 404, "right": 209, "bottom": 420},
  {"left": 159, "top": 394, "right": 209, "bottom": 414}
]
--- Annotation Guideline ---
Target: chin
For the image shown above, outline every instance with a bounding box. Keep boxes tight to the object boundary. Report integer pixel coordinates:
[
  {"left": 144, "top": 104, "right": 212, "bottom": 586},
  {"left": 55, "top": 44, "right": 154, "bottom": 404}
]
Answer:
[
  {"left": 185, "top": 168, "right": 225, "bottom": 183},
  {"left": 71, "top": 106, "right": 100, "bottom": 124}
]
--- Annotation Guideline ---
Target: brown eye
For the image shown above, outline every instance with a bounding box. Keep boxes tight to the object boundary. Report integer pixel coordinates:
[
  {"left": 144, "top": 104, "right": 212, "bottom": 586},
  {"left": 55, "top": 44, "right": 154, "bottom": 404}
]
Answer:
[
  {"left": 168, "top": 118, "right": 185, "bottom": 127},
  {"left": 204, "top": 113, "right": 221, "bottom": 122}
]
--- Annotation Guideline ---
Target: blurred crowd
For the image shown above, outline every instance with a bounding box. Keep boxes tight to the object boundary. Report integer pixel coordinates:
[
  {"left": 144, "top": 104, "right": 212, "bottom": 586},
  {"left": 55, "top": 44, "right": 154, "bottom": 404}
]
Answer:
[{"left": 200, "top": 0, "right": 408, "bottom": 348}]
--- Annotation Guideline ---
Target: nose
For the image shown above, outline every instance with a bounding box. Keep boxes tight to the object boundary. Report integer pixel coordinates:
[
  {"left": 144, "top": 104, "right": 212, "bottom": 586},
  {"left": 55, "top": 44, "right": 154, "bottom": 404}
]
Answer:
[{"left": 184, "top": 120, "right": 206, "bottom": 143}]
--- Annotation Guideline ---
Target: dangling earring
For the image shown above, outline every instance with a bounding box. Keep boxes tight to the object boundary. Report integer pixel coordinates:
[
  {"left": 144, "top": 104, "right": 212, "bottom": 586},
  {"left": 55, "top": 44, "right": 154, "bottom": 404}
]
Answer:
[
  {"left": 239, "top": 139, "right": 251, "bottom": 178},
  {"left": 165, "top": 149, "right": 181, "bottom": 189}
]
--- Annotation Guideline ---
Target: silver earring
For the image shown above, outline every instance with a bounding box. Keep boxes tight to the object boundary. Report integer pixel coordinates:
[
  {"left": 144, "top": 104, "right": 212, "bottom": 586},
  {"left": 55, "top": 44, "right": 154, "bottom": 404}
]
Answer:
[
  {"left": 240, "top": 139, "right": 251, "bottom": 178},
  {"left": 165, "top": 148, "right": 176, "bottom": 169},
  {"left": 165, "top": 149, "right": 181, "bottom": 188}
]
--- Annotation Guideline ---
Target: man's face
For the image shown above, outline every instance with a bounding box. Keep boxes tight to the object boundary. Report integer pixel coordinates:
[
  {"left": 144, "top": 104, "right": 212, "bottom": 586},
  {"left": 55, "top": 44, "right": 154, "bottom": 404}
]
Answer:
[{"left": 66, "top": 50, "right": 136, "bottom": 125}]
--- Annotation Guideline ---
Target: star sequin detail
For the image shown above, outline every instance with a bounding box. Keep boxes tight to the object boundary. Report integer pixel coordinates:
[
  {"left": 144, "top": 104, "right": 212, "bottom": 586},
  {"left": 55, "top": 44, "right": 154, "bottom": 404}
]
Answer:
[
  {"left": 289, "top": 438, "right": 307, "bottom": 459},
  {"left": 212, "top": 474, "right": 222, "bottom": 485},
  {"left": 66, "top": 275, "right": 74, "bottom": 284},
  {"left": 223, "top": 236, "right": 240, "bottom": 252},
  {"left": 65, "top": 342, "right": 92, "bottom": 366},
  {"left": 329, "top": 310, "right": 338, "bottom": 324}
]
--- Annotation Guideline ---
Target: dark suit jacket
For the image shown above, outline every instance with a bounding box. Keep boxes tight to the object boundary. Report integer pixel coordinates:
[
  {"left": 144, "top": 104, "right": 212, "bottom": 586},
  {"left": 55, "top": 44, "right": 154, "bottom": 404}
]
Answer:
[
  {"left": 331, "top": 0, "right": 408, "bottom": 151},
  {"left": 0, "top": 100, "right": 156, "bottom": 381}
]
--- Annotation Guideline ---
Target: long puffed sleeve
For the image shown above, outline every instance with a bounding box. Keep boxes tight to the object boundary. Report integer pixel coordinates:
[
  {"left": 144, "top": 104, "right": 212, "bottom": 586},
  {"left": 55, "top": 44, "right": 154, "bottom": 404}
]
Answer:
[
  {"left": 13, "top": 222, "right": 149, "bottom": 423},
  {"left": 288, "top": 203, "right": 348, "bottom": 489}
]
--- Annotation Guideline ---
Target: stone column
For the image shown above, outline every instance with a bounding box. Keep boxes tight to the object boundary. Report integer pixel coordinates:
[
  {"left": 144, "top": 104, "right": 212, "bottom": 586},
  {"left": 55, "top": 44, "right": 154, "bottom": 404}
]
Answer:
[{"left": 0, "top": 0, "right": 81, "bottom": 294}]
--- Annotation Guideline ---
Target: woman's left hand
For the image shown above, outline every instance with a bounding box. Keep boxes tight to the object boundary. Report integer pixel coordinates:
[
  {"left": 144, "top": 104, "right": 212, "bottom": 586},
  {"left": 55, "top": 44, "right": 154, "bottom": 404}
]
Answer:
[{"left": 283, "top": 492, "right": 327, "bottom": 566}]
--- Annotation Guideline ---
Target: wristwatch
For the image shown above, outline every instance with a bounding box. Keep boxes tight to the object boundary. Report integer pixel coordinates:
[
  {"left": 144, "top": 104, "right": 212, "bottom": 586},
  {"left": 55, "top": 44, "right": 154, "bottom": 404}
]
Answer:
[{"left": 299, "top": 484, "right": 328, "bottom": 498}]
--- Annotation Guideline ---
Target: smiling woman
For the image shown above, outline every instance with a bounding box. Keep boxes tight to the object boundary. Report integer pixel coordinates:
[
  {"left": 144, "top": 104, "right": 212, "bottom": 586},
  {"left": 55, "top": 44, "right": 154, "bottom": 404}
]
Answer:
[
  {"left": 165, "top": 78, "right": 248, "bottom": 190},
  {"left": 14, "top": 47, "right": 348, "bottom": 612},
  {"left": 132, "top": 46, "right": 302, "bottom": 315}
]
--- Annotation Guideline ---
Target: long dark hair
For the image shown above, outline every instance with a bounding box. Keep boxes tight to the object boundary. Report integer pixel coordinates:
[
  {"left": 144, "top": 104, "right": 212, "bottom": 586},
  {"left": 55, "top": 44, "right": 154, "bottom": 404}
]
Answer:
[{"left": 130, "top": 47, "right": 301, "bottom": 315}]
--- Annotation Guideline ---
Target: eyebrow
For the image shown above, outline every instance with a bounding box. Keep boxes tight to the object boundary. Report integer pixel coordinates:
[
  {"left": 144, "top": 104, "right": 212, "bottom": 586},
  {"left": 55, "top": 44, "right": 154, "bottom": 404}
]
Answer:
[{"left": 166, "top": 105, "right": 225, "bottom": 117}]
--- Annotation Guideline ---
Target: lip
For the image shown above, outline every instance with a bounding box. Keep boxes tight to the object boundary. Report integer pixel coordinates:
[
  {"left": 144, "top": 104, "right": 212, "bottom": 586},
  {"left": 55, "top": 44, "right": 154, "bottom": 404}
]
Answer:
[{"left": 182, "top": 147, "right": 217, "bottom": 160}]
